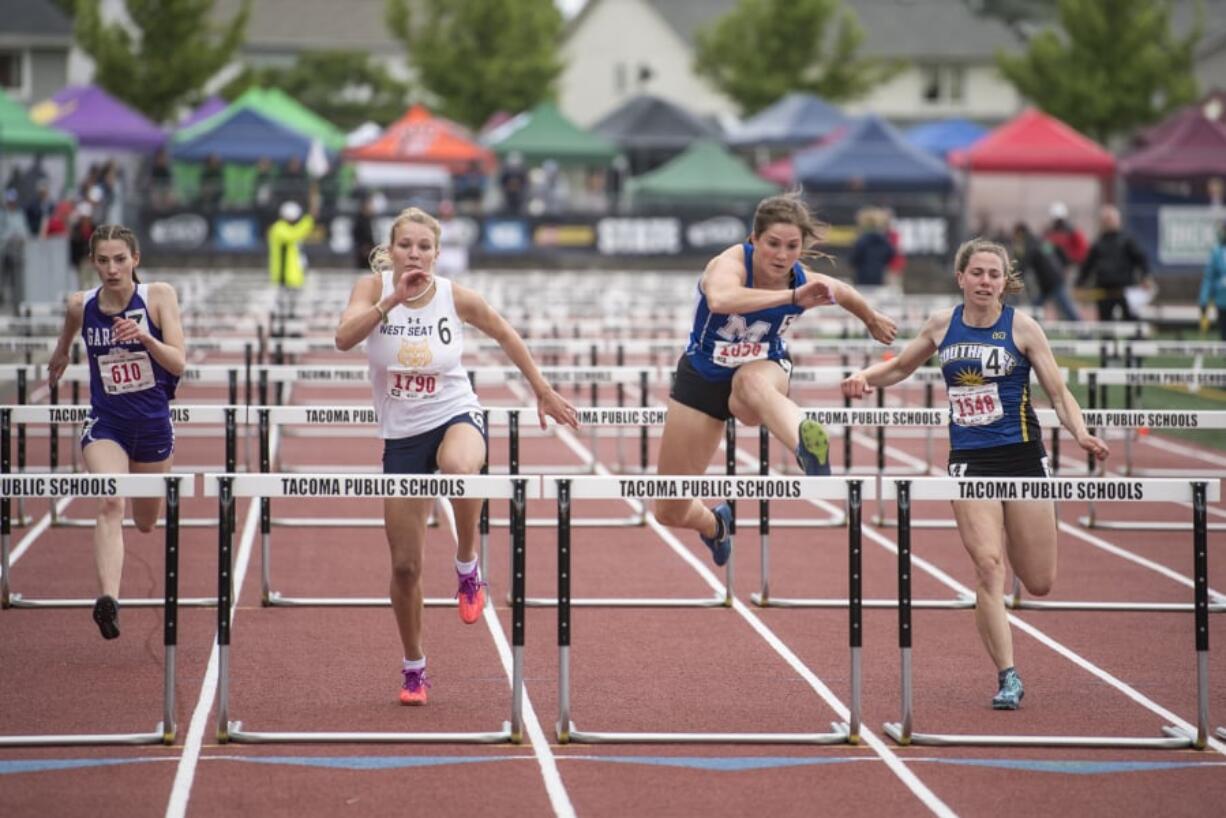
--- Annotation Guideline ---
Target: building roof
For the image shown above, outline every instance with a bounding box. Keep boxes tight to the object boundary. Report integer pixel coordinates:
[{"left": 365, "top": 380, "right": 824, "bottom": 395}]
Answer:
[
  {"left": 644, "top": 0, "right": 1020, "bottom": 59},
  {"left": 212, "top": 0, "right": 405, "bottom": 54},
  {"left": 0, "top": 0, "right": 71, "bottom": 41}
]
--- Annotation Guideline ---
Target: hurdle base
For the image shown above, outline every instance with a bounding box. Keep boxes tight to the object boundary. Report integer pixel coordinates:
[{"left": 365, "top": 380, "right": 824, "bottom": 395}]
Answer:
[
  {"left": 265, "top": 591, "right": 456, "bottom": 608},
  {"left": 883, "top": 721, "right": 1195, "bottom": 749},
  {"left": 52, "top": 516, "right": 219, "bottom": 529},
  {"left": 1003, "top": 594, "right": 1226, "bottom": 613},
  {"left": 0, "top": 722, "right": 168, "bottom": 748},
  {"left": 489, "top": 515, "right": 645, "bottom": 528},
  {"left": 523, "top": 592, "right": 727, "bottom": 608},
  {"left": 1216, "top": 727, "right": 1226, "bottom": 741},
  {"left": 224, "top": 720, "right": 512, "bottom": 744},
  {"left": 871, "top": 516, "right": 958, "bottom": 529},
  {"left": 1075, "top": 516, "right": 1226, "bottom": 532},
  {"left": 7, "top": 593, "right": 218, "bottom": 608},
  {"left": 750, "top": 594, "right": 974, "bottom": 609},
  {"left": 563, "top": 720, "right": 851, "bottom": 745}
]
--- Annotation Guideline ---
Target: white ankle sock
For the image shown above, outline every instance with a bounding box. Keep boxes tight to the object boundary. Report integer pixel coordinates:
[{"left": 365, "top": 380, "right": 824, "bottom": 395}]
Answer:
[
  {"left": 455, "top": 557, "right": 478, "bottom": 575},
  {"left": 402, "top": 656, "right": 426, "bottom": 671}
]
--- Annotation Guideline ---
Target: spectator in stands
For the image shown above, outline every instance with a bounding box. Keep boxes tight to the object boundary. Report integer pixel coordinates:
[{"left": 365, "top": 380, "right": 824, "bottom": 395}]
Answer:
[
  {"left": 278, "top": 155, "right": 310, "bottom": 207},
  {"left": 253, "top": 157, "right": 275, "bottom": 208},
  {"left": 849, "top": 206, "right": 895, "bottom": 287},
  {"left": 498, "top": 152, "right": 527, "bottom": 214},
  {"left": 1076, "top": 205, "right": 1152, "bottom": 321},
  {"left": 199, "top": 154, "right": 224, "bottom": 212},
  {"left": 1, "top": 188, "right": 30, "bottom": 308},
  {"left": 1200, "top": 220, "right": 1226, "bottom": 340},
  {"left": 268, "top": 186, "right": 321, "bottom": 313},
  {"left": 146, "top": 148, "right": 175, "bottom": 210},
  {"left": 884, "top": 207, "right": 906, "bottom": 288},
  {"left": 1012, "top": 222, "right": 1078, "bottom": 321},
  {"left": 69, "top": 202, "right": 97, "bottom": 290},
  {"left": 453, "top": 160, "right": 486, "bottom": 214},
  {"left": 1043, "top": 201, "right": 1088, "bottom": 271},
  {"left": 25, "top": 180, "right": 55, "bottom": 237},
  {"left": 351, "top": 189, "right": 377, "bottom": 271}
]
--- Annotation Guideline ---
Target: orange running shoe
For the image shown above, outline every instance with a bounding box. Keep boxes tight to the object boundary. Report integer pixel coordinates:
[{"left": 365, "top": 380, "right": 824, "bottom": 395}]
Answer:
[
  {"left": 399, "top": 667, "right": 430, "bottom": 706},
  {"left": 456, "top": 566, "right": 487, "bottom": 624}
]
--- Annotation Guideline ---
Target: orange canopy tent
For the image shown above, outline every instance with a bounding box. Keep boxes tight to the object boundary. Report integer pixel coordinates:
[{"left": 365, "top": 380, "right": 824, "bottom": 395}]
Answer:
[{"left": 344, "top": 105, "right": 493, "bottom": 173}]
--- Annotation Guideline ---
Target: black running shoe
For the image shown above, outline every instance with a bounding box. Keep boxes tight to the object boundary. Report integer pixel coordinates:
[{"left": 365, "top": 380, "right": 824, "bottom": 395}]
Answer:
[{"left": 92, "top": 595, "right": 120, "bottom": 640}]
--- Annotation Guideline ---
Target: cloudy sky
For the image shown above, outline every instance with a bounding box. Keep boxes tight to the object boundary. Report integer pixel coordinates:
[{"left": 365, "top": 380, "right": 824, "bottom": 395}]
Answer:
[{"left": 556, "top": 0, "right": 587, "bottom": 18}]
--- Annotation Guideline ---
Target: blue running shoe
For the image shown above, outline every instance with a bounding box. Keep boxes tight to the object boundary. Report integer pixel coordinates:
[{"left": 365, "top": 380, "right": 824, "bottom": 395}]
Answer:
[
  {"left": 699, "top": 502, "right": 733, "bottom": 566},
  {"left": 992, "top": 668, "right": 1024, "bottom": 710},
  {"left": 794, "top": 419, "right": 832, "bottom": 476}
]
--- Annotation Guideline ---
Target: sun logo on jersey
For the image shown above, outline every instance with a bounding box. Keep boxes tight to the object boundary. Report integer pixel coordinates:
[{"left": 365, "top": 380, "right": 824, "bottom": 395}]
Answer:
[
  {"left": 398, "top": 339, "right": 432, "bottom": 368},
  {"left": 953, "top": 368, "right": 986, "bottom": 386}
]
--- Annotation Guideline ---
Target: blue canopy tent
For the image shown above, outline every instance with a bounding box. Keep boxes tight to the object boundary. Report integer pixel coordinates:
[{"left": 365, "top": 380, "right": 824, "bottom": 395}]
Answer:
[
  {"left": 904, "top": 118, "right": 988, "bottom": 159},
  {"left": 794, "top": 115, "right": 955, "bottom": 192},
  {"left": 169, "top": 108, "right": 315, "bottom": 164},
  {"left": 726, "top": 92, "right": 848, "bottom": 150}
]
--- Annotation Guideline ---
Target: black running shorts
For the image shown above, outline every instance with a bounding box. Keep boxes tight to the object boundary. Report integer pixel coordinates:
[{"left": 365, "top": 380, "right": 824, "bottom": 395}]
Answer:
[{"left": 947, "top": 440, "right": 1050, "bottom": 478}]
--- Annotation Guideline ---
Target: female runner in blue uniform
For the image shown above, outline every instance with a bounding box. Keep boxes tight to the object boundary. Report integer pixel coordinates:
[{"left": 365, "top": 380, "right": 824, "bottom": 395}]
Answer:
[
  {"left": 48, "top": 225, "right": 185, "bottom": 640},
  {"left": 654, "top": 193, "right": 897, "bottom": 565},
  {"left": 842, "top": 237, "right": 1109, "bottom": 709}
]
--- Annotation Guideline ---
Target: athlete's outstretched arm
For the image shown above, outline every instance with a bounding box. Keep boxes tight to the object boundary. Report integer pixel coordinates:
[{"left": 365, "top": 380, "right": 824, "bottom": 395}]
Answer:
[
  {"left": 807, "top": 271, "right": 897, "bottom": 344},
  {"left": 842, "top": 310, "right": 945, "bottom": 398},
  {"left": 454, "top": 284, "right": 579, "bottom": 430},
  {"left": 335, "top": 273, "right": 385, "bottom": 351},
  {"left": 48, "top": 292, "right": 85, "bottom": 389}
]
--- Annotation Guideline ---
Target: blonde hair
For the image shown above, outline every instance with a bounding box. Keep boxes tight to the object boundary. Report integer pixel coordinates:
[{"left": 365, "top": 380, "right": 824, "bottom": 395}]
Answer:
[
  {"left": 752, "top": 191, "right": 831, "bottom": 264},
  {"left": 367, "top": 207, "right": 443, "bottom": 274},
  {"left": 89, "top": 223, "right": 141, "bottom": 284},
  {"left": 954, "top": 237, "right": 1024, "bottom": 301}
]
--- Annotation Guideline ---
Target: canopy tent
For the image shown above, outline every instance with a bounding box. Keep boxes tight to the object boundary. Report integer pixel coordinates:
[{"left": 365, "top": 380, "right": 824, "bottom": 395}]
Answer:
[
  {"left": 950, "top": 108, "right": 1114, "bottom": 176},
  {"left": 30, "top": 85, "right": 164, "bottom": 152},
  {"left": 344, "top": 104, "right": 492, "bottom": 173},
  {"left": 1121, "top": 109, "right": 1226, "bottom": 179},
  {"left": 1131, "top": 90, "right": 1226, "bottom": 150},
  {"left": 794, "top": 115, "right": 954, "bottom": 192},
  {"left": 179, "top": 96, "right": 227, "bottom": 130},
  {"left": 904, "top": 118, "right": 988, "bottom": 159},
  {"left": 0, "top": 89, "right": 76, "bottom": 157},
  {"left": 627, "top": 139, "right": 778, "bottom": 206},
  {"left": 169, "top": 108, "right": 314, "bottom": 164},
  {"left": 591, "top": 94, "right": 719, "bottom": 175},
  {"left": 489, "top": 102, "right": 620, "bottom": 166},
  {"left": 174, "top": 87, "right": 346, "bottom": 152},
  {"left": 726, "top": 92, "right": 848, "bottom": 149}
]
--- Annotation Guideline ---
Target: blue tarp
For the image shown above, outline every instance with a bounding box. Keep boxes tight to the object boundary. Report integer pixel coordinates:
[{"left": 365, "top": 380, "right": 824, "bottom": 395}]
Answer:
[
  {"left": 170, "top": 108, "right": 314, "bottom": 164},
  {"left": 904, "top": 118, "right": 988, "bottom": 159},
  {"left": 794, "top": 115, "right": 955, "bottom": 192},
  {"left": 726, "top": 92, "right": 848, "bottom": 149}
]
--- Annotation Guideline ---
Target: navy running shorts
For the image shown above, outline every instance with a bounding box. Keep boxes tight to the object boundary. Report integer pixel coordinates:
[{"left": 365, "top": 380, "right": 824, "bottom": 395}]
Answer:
[
  {"left": 382, "top": 410, "right": 488, "bottom": 475},
  {"left": 948, "top": 440, "right": 1050, "bottom": 478},
  {"left": 80, "top": 411, "right": 176, "bottom": 463},
  {"left": 668, "top": 354, "right": 792, "bottom": 422}
]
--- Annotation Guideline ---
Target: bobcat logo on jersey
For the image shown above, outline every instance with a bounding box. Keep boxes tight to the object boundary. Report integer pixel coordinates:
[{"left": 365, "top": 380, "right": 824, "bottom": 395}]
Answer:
[{"left": 397, "top": 339, "right": 432, "bottom": 368}]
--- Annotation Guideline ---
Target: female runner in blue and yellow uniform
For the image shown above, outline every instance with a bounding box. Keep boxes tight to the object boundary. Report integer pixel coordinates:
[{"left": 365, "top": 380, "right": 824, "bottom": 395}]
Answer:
[
  {"left": 48, "top": 224, "right": 185, "bottom": 640},
  {"left": 842, "top": 237, "right": 1109, "bottom": 709},
  {"left": 654, "top": 193, "right": 897, "bottom": 566}
]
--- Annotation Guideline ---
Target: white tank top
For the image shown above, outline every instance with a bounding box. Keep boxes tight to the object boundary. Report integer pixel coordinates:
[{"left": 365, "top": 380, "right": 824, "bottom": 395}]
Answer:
[{"left": 366, "top": 273, "right": 481, "bottom": 439}]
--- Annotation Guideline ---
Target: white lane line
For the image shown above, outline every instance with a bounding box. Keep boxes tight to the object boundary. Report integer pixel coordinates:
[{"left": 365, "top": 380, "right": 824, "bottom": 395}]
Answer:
[
  {"left": 7, "top": 497, "right": 73, "bottom": 565},
  {"left": 435, "top": 498, "right": 575, "bottom": 818},
  {"left": 164, "top": 491, "right": 261, "bottom": 818}
]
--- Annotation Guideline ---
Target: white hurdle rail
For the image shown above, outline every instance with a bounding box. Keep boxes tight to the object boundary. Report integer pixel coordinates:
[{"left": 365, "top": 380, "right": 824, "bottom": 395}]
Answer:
[
  {"left": 881, "top": 476, "right": 1220, "bottom": 750},
  {"left": 204, "top": 472, "right": 534, "bottom": 745},
  {"left": 0, "top": 474, "right": 192, "bottom": 746},
  {"left": 547, "top": 475, "right": 870, "bottom": 745}
]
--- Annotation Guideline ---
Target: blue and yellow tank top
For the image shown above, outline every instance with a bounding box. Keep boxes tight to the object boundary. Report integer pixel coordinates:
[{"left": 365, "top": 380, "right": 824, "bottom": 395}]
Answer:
[
  {"left": 938, "top": 305, "right": 1039, "bottom": 450},
  {"left": 685, "top": 242, "right": 806, "bottom": 382}
]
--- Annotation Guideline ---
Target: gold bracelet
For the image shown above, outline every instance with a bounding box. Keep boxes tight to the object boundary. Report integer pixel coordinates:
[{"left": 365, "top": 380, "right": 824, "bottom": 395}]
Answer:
[{"left": 373, "top": 303, "right": 388, "bottom": 324}]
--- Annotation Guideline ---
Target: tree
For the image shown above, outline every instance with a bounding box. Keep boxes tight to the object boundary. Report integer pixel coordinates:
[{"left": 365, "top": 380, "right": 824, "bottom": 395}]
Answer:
[
  {"left": 386, "top": 0, "right": 563, "bottom": 129},
  {"left": 74, "top": 0, "right": 249, "bottom": 124},
  {"left": 221, "top": 51, "right": 410, "bottom": 132},
  {"left": 692, "top": 0, "right": 903, "bottom": 116},
  {"left": 997, "top": 0, "right": 1202, "bottom": 143}
]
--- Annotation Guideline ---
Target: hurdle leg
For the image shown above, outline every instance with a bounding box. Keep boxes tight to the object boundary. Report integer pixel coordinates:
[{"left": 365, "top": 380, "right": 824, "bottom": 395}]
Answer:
[
  {"left": 161, "top": 477, "right": 181, "bottom": 744},
  {"left": 556, "top": 480, "right": 572, "bottom": 744},
  {"left": 884, "top": 481, "right": 914, "bottom": 745}
]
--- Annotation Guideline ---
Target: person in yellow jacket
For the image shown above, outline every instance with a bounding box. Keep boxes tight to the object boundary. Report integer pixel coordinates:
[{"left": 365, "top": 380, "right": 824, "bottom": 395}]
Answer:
[{"left": 268, "top": 199, "right": 315, "bottom": 290}]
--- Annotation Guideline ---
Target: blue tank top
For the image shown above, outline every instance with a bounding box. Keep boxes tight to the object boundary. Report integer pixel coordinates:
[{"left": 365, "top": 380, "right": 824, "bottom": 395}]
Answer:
[
  {"left": 82, "top": 284, "right": 178, "bottom": 421},
  {"left": 685, "top": 242, "right": 807, "bottom": 381},
  {"left": 938, "top": 305, "right": 1040, "bottom": 450}
]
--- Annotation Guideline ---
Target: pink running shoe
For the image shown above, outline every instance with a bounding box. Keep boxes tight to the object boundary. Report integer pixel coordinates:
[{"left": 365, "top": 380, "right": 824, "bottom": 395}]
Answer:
[
  {"left": 455, "top": 566, "right": 487, "bottom": 625},
  {"left": 399, "top": 667, "right": 431, "bottom": 706}
]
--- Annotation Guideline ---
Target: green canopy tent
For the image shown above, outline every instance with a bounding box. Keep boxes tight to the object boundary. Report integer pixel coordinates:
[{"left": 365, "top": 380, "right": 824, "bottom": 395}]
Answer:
[
  {"left": 0, "top": 89, "right": 76, "bottom": 186},
  {"left": 489, "top": 102, "right": 620, "bottom": 166},
  {"left": 627, "top": 140, "right": 777, "bottom": 208}
]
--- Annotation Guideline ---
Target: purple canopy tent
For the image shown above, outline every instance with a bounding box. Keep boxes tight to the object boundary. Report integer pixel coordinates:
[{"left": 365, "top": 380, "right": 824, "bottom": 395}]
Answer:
[
  {"left": 179, "top": 96, "right": 227, "bottom": 131},
  {"left": 31, "top": 85, "right": 164, "bottom": 152}
]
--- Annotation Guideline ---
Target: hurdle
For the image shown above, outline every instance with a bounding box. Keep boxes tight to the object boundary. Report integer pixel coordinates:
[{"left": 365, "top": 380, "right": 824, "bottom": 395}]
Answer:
[
  {"left": 549, "top": 474, "right": 868, "bottom": 744},
  {"left": 882, "top": 476, "right": 1219, "bottom": 749},
  {"left": 0, "top": 474, "right": 189, "bottom": 746},
  {"left": 207, "top": 472, "right": 532, "bottom": 744}
]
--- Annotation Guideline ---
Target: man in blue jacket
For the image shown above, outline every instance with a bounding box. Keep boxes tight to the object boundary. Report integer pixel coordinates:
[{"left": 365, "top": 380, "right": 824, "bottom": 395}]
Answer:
[{"left": 1200, "top": 220, "right": 1226, "bottom": 339}]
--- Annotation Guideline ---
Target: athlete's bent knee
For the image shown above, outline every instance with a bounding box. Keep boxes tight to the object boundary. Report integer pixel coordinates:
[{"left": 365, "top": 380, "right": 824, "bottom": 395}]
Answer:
[{"left": 654, "top": 498, "right": 689, "bottom": 528}]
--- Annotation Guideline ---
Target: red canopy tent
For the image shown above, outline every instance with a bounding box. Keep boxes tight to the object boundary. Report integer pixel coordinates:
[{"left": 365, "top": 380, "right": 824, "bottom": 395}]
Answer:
[
  {"left": 344, "top": 105, "right": 493, "bottom": 173},
  {"left": 950, "top": 108, "right": 1115, "bottom": 176}
]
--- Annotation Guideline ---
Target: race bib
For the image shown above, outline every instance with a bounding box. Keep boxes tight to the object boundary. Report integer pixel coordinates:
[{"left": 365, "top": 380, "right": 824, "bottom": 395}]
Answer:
[
  {"left": 711, "top": 340, "right": 768, "bottom": 368},
  {"left": 387, "top": 368, "right": 439, "bottom": 401},
  {"left": 98, "top": 349, "right": 155, "bottom": 395},
  {"left": 948, "top": 383, "right": 1003, "bottom": 427}
]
